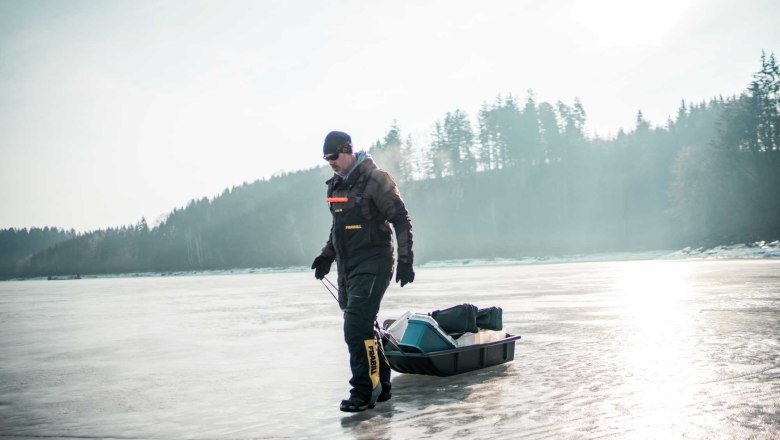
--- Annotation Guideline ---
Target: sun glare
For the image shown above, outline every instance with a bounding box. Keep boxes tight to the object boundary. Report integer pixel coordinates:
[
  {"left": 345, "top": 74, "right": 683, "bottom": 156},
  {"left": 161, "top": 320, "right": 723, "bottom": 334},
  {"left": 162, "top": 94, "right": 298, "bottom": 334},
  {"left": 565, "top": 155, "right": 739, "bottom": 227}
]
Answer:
[{"left": 607, "top": 261, "right": 701, "bottom": 433}]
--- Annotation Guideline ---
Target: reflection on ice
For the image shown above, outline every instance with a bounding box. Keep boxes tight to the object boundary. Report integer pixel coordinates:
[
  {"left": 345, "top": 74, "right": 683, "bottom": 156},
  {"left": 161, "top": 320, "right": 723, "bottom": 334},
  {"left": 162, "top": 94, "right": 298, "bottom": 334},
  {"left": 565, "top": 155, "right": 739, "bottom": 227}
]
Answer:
[
  {"left": 608, "top": 262, "right": 702, "bottom": 435},
  {"left": 1, "top": 259, "right": 779, "bottom": 439}
]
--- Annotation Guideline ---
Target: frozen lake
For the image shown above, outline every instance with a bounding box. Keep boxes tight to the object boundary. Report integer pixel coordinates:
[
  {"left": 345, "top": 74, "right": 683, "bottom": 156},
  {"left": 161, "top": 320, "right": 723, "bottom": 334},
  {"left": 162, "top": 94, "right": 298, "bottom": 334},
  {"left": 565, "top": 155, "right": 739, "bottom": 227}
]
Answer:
[{"left": 1, "top": 259, "right": 779, "bottom": 439}]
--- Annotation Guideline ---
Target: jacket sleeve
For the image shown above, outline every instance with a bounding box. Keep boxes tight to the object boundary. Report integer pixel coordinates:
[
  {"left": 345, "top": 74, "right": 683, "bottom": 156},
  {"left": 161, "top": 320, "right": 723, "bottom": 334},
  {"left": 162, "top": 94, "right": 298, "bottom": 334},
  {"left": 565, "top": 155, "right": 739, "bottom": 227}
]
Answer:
[
  {"left": 370, "top": 170, "right": 414, "bottom": 265},
  {"left": 320, "top": 178, "right": 337, "bottom": 261},
  {"left": 321, "top": 223, "right": 336, "bottom": 261}
]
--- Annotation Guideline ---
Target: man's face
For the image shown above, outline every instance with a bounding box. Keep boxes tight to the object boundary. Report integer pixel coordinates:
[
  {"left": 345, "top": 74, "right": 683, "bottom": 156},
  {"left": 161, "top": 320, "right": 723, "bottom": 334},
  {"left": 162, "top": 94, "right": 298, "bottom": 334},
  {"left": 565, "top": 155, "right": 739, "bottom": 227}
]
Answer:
[{"left": 327, "top": 153, "right": 353, "bottom": 175}]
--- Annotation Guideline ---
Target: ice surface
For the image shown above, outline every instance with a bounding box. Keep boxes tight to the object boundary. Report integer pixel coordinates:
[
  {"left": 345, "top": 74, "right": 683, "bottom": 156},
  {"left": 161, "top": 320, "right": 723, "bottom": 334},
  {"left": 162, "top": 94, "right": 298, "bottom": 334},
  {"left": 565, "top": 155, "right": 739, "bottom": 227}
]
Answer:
[{"left": 1, "top": 259, "right": 779, "bottom": 439}]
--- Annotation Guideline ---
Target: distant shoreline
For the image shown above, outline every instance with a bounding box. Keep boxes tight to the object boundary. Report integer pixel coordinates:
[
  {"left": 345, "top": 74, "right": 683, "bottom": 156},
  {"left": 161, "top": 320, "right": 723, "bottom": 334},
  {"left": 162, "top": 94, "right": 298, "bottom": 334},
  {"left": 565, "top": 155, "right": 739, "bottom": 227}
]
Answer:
[{"left": 4, "top": 241, "right": 778, "bottom": 282}]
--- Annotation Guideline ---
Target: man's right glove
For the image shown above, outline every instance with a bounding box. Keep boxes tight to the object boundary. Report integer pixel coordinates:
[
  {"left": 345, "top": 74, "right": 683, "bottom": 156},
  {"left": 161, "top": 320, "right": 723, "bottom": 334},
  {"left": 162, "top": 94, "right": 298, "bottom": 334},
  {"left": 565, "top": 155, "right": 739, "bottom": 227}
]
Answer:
[
  {"left": 396, "top": 262, "right": 415, "bottom": 287},
  {"left": 311, "top": 254, "right": 333, "bottom": 280}
]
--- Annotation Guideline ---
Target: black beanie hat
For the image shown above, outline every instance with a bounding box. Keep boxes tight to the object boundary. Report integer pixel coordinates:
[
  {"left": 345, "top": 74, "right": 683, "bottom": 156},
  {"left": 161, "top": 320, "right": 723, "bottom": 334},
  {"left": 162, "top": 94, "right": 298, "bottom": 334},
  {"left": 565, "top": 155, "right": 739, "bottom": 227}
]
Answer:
[{"left": 323, "top": 131, "right": 353, "bottom": 155}]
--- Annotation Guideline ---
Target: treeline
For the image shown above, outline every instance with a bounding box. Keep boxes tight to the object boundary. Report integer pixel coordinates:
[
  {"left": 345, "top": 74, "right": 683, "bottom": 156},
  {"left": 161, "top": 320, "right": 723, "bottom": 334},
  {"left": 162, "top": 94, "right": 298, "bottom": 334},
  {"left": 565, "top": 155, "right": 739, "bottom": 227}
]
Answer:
[
  {"left": 366, "top": 94, "right": 589, "bottom": 181},
  {"left": 670, "top": 53, "right": 780, "bottom": 243},
  {"left": 1, "top": 53, "right": 778, "bottom": 279},
  {"left": 9, "top": 170, "right": 332, "bottom": 277},
  {"left": 0, "top": 227, "right": 77, "bottom": 276}
]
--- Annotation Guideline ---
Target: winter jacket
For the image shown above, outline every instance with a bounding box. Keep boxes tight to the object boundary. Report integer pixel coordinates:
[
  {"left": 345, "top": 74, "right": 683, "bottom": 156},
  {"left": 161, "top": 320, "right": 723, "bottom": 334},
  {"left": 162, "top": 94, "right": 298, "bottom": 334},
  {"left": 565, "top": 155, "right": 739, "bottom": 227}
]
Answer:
[{"left": 320, "top": 156, "right": 413, "bottom": 269}]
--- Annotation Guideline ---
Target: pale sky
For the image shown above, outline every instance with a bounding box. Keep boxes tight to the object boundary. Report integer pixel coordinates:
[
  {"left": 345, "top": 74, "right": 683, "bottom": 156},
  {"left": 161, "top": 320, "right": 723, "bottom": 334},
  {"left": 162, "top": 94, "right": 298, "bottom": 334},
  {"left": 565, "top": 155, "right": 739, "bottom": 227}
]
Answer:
[{"left": 1, "top": 0, "right": 778, "bottom": 231}]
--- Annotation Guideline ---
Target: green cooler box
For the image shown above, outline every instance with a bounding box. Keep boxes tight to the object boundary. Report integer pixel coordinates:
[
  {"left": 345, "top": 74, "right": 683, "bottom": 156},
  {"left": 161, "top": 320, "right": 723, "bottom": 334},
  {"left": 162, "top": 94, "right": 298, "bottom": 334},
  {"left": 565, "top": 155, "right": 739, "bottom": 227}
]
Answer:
[{"left": 398, "top": 314, "right": 458, "bottom": 353}]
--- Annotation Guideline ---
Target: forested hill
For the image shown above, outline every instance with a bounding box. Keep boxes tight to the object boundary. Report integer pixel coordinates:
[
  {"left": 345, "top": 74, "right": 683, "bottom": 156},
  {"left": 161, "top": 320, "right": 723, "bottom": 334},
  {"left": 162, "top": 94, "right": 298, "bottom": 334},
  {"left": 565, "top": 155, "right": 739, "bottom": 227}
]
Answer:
[
  {"left": 0, "top": 228, "right": 77, "bottom": 277},
  {"left": 2, "top": 53, "right": 778, "bottom": 279}
]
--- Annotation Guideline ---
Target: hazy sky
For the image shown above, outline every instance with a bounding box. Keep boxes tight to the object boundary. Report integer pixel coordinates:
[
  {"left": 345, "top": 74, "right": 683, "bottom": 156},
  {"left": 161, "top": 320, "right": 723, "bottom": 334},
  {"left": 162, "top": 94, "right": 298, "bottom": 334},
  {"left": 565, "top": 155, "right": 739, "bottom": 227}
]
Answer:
[{"left": 1, "top": 0, "right": 778, "bottom": 231}]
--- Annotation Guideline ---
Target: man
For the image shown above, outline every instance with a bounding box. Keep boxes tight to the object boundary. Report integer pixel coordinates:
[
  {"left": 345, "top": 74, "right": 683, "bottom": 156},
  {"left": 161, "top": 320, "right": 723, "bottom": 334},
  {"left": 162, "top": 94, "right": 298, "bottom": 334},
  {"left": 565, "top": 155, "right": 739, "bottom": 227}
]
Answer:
[{"left": 311, "top": 130, "right": 415, "bottom": 412}]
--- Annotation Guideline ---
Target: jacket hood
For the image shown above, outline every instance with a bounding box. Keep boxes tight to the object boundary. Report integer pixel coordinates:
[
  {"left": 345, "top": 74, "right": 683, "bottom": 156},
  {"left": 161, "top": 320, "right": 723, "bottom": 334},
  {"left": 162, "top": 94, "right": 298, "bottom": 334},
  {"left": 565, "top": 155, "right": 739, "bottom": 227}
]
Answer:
[{"left": 338, "top": 150, "right": 371, "bottom": 180}]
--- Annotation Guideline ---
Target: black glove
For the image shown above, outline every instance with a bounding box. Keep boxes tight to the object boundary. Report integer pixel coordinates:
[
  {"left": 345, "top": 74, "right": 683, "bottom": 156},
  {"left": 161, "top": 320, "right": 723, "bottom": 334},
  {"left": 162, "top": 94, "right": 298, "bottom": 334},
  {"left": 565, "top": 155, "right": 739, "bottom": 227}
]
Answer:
[
  {"left": 396, "top": 262, "right": 415, "bottom": 287},
  {"left": 311, "top": 255, "right": 333, "bottom": 280}
]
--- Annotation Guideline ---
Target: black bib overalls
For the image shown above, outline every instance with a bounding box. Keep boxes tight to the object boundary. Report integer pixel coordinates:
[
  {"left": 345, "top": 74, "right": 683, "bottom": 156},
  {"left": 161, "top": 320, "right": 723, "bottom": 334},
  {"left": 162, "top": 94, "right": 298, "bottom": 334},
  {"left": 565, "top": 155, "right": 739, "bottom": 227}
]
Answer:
[{"left": 328, "top": 171, "right": 393, "bottom": 403}]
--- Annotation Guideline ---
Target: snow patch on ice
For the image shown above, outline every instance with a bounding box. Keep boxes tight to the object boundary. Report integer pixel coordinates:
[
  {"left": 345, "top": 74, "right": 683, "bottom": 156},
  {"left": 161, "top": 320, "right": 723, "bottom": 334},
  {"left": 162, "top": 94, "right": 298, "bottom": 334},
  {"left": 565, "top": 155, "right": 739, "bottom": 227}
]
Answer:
[
  {"left": 420, "top": 241, "right": 780, "bottom": 269},
  {"left": 665, "top": 240, "right": 780, "bottom": 260},
  {"left": 420, "top": 251, "right": 672, "bottom": 268}
]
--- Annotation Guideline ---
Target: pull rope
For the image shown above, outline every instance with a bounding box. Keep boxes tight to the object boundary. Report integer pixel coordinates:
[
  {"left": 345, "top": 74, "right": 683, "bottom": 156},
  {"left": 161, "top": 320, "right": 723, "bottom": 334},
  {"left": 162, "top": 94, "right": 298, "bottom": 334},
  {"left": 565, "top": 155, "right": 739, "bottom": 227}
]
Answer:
[
  {"left": 318, "top": 274, "right": 409, "bottom": 358},
  {"left": 320, "top": 276, "right": 339, "bottom": 303}
]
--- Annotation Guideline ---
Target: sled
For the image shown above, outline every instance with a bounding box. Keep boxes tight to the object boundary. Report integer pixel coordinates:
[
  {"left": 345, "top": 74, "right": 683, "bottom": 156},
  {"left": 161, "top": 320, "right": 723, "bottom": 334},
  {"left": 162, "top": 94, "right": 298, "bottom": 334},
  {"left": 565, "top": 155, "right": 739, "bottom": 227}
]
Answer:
[
  {"left": 384, "top": 334, "right": 521, "bottom": 376},
  {"left": 381, "top": 314, "right": 521, "bottom": 376}
]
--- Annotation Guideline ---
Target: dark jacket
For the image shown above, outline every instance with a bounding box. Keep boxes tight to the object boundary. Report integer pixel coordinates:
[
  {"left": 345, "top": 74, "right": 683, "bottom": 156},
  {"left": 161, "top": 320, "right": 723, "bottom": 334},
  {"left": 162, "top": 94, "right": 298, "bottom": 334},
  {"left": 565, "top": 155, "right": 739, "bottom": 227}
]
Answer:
[{"left": 321, "top": 156, "right": 413, "bottom": 269}]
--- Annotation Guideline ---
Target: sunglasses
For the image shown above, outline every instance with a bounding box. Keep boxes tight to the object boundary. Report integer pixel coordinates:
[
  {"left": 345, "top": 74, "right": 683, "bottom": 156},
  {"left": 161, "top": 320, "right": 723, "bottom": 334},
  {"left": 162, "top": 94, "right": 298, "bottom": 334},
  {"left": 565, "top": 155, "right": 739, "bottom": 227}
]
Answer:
[{"left": 323, "top": 152, "right": 340, "bottom": 161}]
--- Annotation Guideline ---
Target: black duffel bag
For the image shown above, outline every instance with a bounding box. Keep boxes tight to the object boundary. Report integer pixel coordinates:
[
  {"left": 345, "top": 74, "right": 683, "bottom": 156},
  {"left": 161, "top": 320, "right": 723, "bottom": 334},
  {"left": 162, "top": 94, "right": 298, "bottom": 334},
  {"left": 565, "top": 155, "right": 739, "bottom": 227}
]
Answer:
[
  {"left": 430, "top": 303, "right": 478, "bottom": 335},
  {"left": 476, "top": 306, "right": 503, "bottom": 331}
]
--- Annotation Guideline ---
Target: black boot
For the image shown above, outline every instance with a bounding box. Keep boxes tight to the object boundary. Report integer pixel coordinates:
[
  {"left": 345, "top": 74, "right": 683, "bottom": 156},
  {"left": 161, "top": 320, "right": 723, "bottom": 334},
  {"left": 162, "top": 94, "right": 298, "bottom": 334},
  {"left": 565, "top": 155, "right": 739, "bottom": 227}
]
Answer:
[
  {"left": 339, "top": 397, "right": 376, "bottom": 412},
  {"left": 377, "top": 387, "right": 392, "bottom": 402},
  {"left": 341, "top": 382, "right": 382, "bottom": 413}
]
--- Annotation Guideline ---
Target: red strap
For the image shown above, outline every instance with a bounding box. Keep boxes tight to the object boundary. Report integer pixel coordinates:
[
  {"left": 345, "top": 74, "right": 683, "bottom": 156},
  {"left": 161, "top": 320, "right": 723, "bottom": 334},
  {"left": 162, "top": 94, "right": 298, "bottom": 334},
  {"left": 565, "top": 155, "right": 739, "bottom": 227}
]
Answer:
[{"left": 326, "top": 197, "right": 348, "bottom": 203}]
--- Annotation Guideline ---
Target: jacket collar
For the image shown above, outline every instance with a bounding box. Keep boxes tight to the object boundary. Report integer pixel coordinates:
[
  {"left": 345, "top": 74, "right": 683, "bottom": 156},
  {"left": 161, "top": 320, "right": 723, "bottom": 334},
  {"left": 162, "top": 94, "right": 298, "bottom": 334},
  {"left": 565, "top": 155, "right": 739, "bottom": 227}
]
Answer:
[{"left": 326, "top": 153, "right": 376, "bottom": 186}]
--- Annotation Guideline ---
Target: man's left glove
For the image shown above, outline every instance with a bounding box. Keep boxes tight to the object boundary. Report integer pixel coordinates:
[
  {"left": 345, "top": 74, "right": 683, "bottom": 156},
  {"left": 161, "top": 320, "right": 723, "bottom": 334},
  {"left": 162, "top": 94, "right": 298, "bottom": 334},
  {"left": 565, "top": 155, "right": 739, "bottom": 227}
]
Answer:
[
  {"left": 396, "top": 262, "right": 415, "bottom": 287},
  {"left": 311, "top": 254, "right": 334, "bottom": 280}
]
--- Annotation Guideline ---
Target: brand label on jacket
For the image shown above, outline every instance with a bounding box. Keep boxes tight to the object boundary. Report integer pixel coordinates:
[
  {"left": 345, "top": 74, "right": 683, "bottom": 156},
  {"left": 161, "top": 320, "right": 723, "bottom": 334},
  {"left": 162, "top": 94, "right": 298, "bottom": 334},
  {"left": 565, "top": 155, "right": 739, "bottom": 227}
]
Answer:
[
  {"left": 364, "top": 339, "right": 379, "bottom": 388},
  {"left": 345, "top": 225, "right": 362, "bottom": 230}
]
